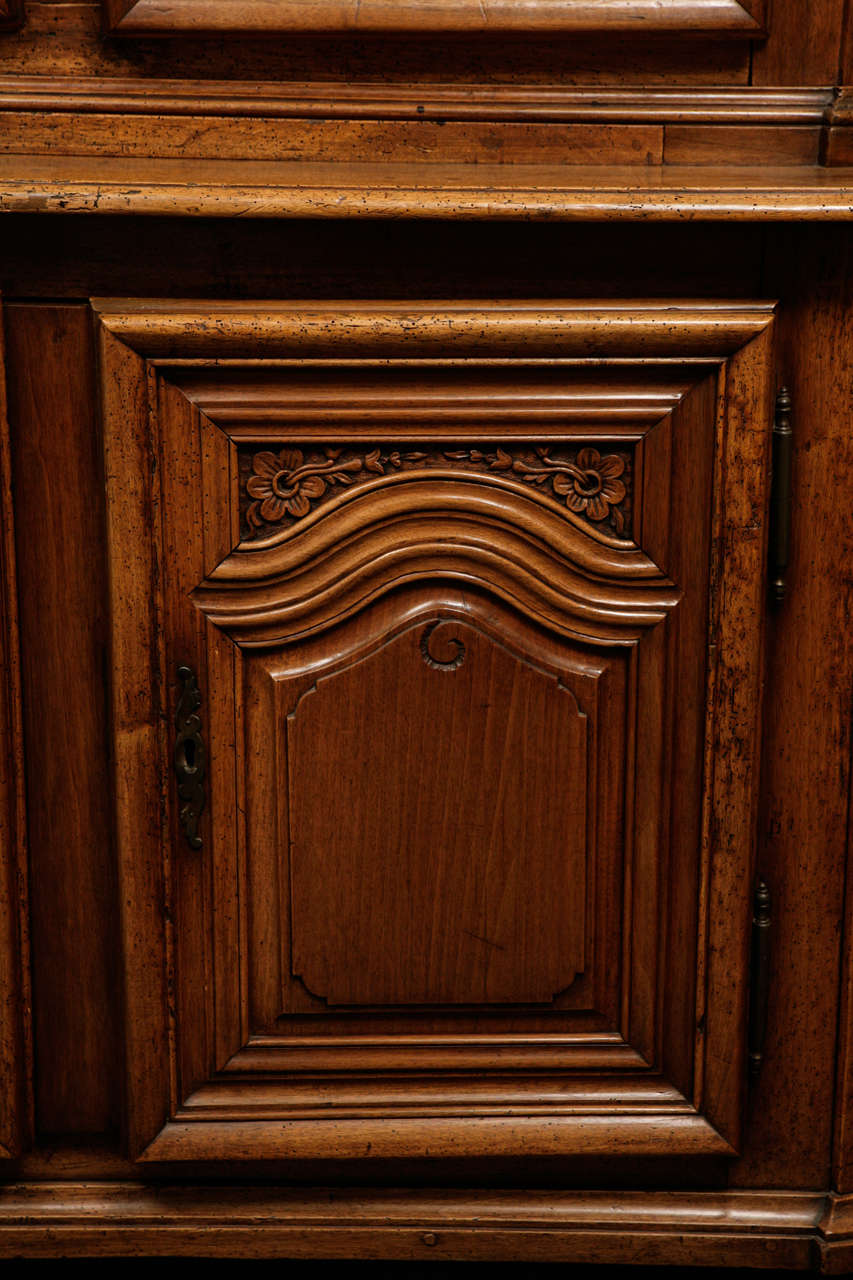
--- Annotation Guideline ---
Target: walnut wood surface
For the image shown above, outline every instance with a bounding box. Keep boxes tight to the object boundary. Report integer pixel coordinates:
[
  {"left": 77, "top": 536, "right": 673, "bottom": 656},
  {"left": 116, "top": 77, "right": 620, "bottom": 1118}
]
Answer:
[
  {"left": 0, "top": 297, "right": 29, "bottom": 1161},
  {"left": 0, "top": 1184, "right": 825, "bottom": 1265},
  {"left": 3, "top": 306, "right": 119, "bottom": 1136},
  {"left": 93, "top": 298, "right": 773, "bottom": 1167},
  {"left": 2, "top": 0, "right": 853, "bottom": 1258},
  {"left": 2, "top": 156, "right": 852, "bottom": 219},
  {"left": 288, "top": 619, "right": 589, "bottom": 1007},
  {"left": 102, "top": 0, "right": 764, "bottom": 36},
  {"left": 0, "top": 80, "right": 835, "bottom": 170}
]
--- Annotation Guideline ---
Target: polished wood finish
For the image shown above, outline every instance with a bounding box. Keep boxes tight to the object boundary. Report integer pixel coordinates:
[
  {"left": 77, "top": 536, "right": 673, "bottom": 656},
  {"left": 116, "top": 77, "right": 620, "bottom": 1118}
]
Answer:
[
  {"left": 93, "top": 299, "right": 773, "bottom": 1166},
  {"left": 2, "top": 0, "right": 853, "bottom": 1266},
  {"left": 102, "top": 0, "right": 765, "bottom": 37},
  {"left": 3, "top": 306, "right": 119, "bottom": 1137},
  {"left": 0, "top": 298, "right": 29, "bottom": 1161},
  {"left": 2, "top": 155, "right": 853, "bottom": 219},
  {"left": 0, "top": 1185, "right": 825, "bottom": 1266}
]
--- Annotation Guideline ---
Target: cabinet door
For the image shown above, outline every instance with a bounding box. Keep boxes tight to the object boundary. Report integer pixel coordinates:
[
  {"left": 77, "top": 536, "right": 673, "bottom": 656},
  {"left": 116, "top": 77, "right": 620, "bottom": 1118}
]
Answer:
[{"left": 96, "top": 299, "right": 774, "bottom": 1164}]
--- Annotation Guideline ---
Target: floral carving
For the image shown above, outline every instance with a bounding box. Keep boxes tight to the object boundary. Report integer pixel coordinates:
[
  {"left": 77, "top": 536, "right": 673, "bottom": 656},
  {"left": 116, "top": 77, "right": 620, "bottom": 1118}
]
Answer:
[
  {"left": 246, "top": 447, "right": 364, "bottom": 526},
  {"left": 509, "top": 446, "right": 627, "bottom": 534},
  {"left": 241, "top": 443, "right": 631, "bottom": 538}
]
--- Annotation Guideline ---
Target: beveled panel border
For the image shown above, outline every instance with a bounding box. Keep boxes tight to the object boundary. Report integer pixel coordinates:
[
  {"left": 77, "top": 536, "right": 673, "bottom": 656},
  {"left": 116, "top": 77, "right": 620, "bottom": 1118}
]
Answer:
[{"left": 103, "top": 0, "right": 764, "bottom": 37}]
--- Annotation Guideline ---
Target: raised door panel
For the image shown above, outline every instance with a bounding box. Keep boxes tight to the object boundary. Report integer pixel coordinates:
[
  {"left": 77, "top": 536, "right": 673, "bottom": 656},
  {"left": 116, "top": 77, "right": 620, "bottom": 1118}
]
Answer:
[
  {"left": 102, "top": 0, "right": 766, "bottom": 35},
  {"left": 95, "top": 299, "right": 774, "bottom": 1165},
  {"left": 286, "top": 620, "right": 588, "bottom": 1008}
]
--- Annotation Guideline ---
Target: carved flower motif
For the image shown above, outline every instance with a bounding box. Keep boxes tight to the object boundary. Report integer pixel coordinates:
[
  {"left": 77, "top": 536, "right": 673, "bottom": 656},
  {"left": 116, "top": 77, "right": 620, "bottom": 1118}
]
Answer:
[
  {"left": 246, "top": 449, "right": 326, "bottom": 523},
  {"left": 511, "top": 445, "right": 627, "bottom": 533},
  {"left": 551, "top": 447, "right": 627, "bottom": 525}
]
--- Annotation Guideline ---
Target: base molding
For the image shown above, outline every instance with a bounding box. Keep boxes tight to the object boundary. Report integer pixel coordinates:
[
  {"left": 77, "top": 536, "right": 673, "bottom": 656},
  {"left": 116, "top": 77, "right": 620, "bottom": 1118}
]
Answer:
[
  {"left": 818, "top": 1193, "right": 853, "bottom": 1273},
  {"left": 0, "top": 1184, "right": 827, "bottom": 1265}
]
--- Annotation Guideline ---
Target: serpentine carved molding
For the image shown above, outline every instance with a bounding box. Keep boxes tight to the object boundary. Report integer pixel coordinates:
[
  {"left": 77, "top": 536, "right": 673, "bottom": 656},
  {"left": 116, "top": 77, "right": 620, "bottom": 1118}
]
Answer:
[{"left": 195, "top": 480, "right": 675, "bottom": 646}]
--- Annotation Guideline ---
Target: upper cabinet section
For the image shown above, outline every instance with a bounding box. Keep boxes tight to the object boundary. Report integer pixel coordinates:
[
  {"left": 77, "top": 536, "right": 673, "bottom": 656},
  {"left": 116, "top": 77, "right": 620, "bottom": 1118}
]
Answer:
[{"left": 102, "top": 0, "right": 766, "bottom": 36}]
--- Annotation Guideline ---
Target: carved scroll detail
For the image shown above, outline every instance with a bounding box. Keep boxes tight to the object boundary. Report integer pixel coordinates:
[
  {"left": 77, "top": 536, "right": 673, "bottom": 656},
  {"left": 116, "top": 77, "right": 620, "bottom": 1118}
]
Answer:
[
  {"left": 420, "top": 621, "right": 466, "bottom": 672},
  {"left": 241, "top": 444, "right": 631, "bottom": 539}
]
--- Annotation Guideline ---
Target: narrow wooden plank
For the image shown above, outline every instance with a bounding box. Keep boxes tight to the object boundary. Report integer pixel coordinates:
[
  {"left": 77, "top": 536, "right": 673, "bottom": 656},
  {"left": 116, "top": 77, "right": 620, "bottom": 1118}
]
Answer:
[
  {"left": 701, "top": 317, "right": 774, "bottom": 1151},
  {"left": 105, "top": 0, "right": 763, "bottom": 35},
  {"left": 1, "top": 155, "right": 852, "bottom": 220},
  {"left": 0, "top": 114, "right": 664, "bottom": 167},
  {"left": 0, "top": 80, "right": 829, "bottom": 123},
  {"left": 97, "top": 320, "right": 171, "bottom": 1157},
  {"left": 0, "top": 296, "right": 30, "bottom": 1158},
  {"left": 4, "top": 304, "right": 117, "bottom": 1137},
  {"left": 664, "top": 125, "right": 821, "bottom": 167}
]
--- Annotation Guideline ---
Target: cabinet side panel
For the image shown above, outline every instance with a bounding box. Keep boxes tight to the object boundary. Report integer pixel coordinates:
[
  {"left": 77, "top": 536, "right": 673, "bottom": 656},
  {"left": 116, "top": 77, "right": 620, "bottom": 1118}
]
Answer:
[
  {"left": 732, "top": 228, "right": 853, "bottom": 1189},
  {"left": 4, "top": 303, "right": 119, "bottom": 1137}
]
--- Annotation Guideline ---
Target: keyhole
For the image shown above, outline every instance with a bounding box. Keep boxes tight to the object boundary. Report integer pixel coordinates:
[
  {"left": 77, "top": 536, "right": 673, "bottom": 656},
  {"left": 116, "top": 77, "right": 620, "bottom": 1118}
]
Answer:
[{"left": 177, "top": 738, "right": 196, "bottom": 774}]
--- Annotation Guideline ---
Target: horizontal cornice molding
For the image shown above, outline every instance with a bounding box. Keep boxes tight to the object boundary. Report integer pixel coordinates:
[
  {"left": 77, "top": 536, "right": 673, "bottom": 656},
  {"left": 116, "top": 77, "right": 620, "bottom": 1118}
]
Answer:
[
  {"left": 0, "top": 79, "right": 830, "bottom": 125},
  {"left": 92, "top": 298, "right": 776, "bottom": 358},
  {"left": 2, "top": 156, "right": 852, "bottom": 219}
]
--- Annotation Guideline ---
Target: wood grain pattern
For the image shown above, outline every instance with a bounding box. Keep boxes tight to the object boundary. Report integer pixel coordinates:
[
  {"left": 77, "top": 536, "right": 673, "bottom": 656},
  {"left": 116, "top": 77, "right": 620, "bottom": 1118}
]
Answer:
[
  {"left": 0, "top": 80, "right": 839, "bottom": 170},
  {"left": 0, "top": 295, "right": 30, "bottom": 1160},
  {"left": 729, "top": 228, "right": 853, "bottom": 1193},
  {"left": 97, "top": 321, "right": 171, "bottom": 1157},
  {"left": 94, "top": 297, "right": 774, "bottom": 1167},
  {"left": 0, "top": 80, "right": 828, "bottom": 124},
  {"left": 0, "top": 1184, "right": 824, "bottom": 1266},
  {"left": 103, "top": 0, "right": 764, "bottom": 36},
  {"left": 287, "top": 617, "right": 589, "bottom": 1007},
  {"left": 4, "top": 305, "right": 116, "bottom": 1138},
  {"left": 751, "top": 0, "right": 846, "bottom": 85},
  {"left": 3, "top": 156, "right": 853, "bottom": 220},
  {"left": 0, "top": 3, "right": 753, "bottom": 83},
  {"left": 821, "top": 90, "right": 853, "bottom": 167}
]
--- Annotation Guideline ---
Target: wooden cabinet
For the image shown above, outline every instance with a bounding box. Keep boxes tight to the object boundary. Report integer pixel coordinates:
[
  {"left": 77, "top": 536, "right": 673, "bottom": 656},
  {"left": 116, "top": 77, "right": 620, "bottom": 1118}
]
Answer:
[
  {"left": 4, "top": 0, "right": 853, "bottom": 1267},
  {"left": 98, "top": 299, "right": 774, "bottom": 1165}
]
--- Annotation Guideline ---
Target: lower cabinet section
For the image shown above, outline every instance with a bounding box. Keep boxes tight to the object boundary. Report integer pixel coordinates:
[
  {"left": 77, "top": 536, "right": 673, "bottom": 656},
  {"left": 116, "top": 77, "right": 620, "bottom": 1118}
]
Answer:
[{"left": 96, "top": 299, "right": 774, "bottom": 1165}]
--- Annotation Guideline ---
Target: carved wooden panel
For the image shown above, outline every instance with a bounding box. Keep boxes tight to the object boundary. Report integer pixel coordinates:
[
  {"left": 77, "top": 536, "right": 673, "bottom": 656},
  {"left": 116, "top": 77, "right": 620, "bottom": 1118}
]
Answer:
[
  {"left": 240, "top": 443, "right": 633, "bottom": 539},
  {"left": 96, "top": 299, "right": 775, "bottom": 1165},
  {"left": 102, "top": 0, "right": 766, "bottom": 36},
  {"left": 288, "top": 617, "right": 588, "bottom": 1007}
]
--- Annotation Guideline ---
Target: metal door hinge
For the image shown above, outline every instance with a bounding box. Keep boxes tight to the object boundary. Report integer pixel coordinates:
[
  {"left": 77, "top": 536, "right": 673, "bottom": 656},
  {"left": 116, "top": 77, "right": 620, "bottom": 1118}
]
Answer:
[
  {"left": 769, "top": 387, "right": 793, "bottom": 604},
  {"left": 748, "top": 878, "right": 771, "bottom": 1082}
]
